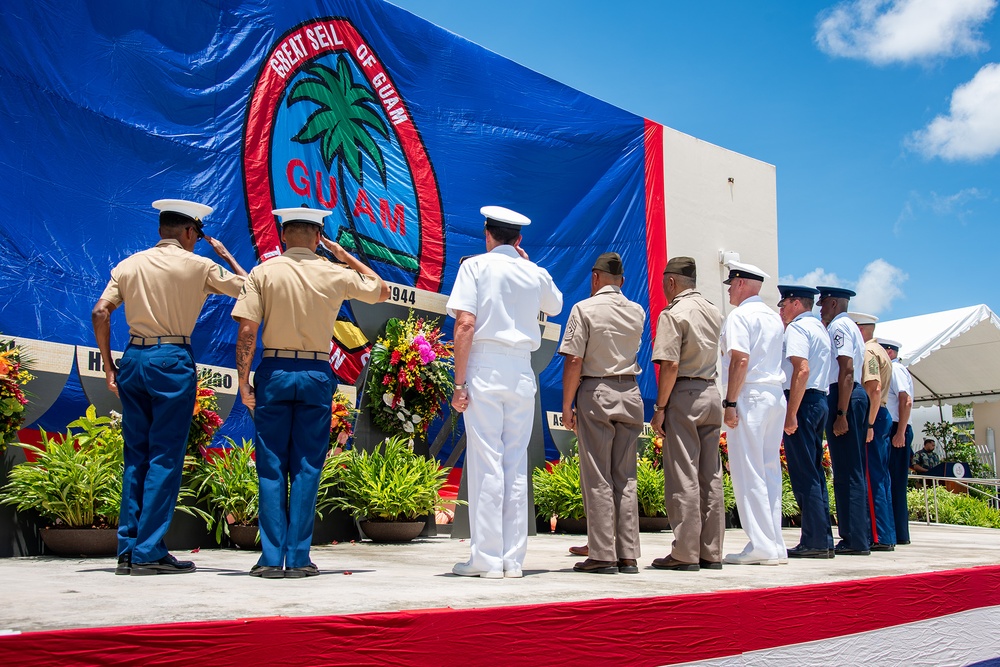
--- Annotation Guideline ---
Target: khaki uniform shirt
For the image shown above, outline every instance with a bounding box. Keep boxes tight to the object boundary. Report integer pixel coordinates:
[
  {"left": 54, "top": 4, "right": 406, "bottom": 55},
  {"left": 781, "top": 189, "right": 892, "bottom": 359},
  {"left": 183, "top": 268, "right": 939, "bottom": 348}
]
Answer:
[
  {"left": 99, "top": 239, "right": 244, "bottom": 337},
  {"left": 558, "top": 285, "right": 645, "bottom": 377},
  {"left": 231, "top": 247, "right": 383, "bottom": 352},
  {"left": 862, "top": 339, "right": 893, "bottom": 406},
  {"left": 651, "top": 288, "right": 722, "bottom": 379}
]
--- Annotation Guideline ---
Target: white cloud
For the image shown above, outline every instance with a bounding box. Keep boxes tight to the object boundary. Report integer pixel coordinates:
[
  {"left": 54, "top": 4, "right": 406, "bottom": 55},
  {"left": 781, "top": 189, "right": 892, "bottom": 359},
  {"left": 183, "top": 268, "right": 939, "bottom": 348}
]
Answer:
[
  {"left": 907, "top": 63, "right": 1000, "bottom": 160},
  {"left": 895, "top": 187, "right": 989, "bottom": 232},
  {"left": 816, "top": 0, "right": 996, "bottom": 65},
  {"left": 780, "top": 259, "right": 908, "bottom": 315}
]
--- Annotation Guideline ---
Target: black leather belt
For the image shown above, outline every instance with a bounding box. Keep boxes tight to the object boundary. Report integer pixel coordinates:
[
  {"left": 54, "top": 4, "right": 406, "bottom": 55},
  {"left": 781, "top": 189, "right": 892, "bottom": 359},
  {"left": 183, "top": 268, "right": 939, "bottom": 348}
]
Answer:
[
  {"left": 676, "top": 376, "right": 711, "bottom": 382},
  {"left": 262, "top": 349, "right": 326, "bottom": 360},
  {"left": 784, "top": 388, "right": 826, "bottom": 398},
  {"left": 582, "top": 375, "right": 636, "bottom": 382},
  {"left": 129, "top": 335, "right": 190, "bottom": 346}
]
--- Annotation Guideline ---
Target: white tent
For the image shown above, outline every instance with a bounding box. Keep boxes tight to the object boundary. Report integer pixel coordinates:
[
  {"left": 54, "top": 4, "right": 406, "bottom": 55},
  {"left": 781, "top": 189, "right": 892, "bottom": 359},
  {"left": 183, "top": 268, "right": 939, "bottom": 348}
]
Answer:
[{"left": 875, "top": 305, "right": 1000, "bottom": 407}]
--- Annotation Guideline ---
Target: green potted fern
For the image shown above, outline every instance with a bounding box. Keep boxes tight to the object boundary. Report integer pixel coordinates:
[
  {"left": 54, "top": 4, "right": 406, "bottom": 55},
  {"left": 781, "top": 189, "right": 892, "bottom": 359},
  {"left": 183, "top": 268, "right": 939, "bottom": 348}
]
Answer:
[
  {"left": 636, "top": 458, "right": 669, "bottom": 531},
  {"left": 0, "top": 406, "right": 122, "bottom": 556},
  {"left": 327, "top": 435, "right": 458, "bottom": 542},
  {"left": 187, "top": 439, "right": 259, "bottom": 549},
  {"left": 532, "top": 454, "right": 586, "bottom": 534}
]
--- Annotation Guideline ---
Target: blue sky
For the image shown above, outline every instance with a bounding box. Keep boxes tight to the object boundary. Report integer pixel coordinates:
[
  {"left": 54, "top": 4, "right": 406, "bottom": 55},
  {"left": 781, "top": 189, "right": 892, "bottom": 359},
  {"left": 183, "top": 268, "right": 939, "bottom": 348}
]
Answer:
[{"left": 390, "top": 0, "right": 1000, "bottom": 320}]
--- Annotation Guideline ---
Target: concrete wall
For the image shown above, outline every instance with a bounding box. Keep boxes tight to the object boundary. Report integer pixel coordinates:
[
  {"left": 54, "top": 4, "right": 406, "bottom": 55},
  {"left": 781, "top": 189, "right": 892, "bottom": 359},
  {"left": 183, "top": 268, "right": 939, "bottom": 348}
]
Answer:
[
  {"left": 660, "top": 126, "right": 780, "bottom": 315},
  {"left": 974, "top": 400, "right": 1000, "bottom": 473}
]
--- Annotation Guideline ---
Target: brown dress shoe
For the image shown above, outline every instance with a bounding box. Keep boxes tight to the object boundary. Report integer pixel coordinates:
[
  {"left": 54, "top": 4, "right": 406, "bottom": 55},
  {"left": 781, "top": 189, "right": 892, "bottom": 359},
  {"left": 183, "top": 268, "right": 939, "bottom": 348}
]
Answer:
[
  {"left": 650, "top": 555, "right": 700, "bottom": 571},
  {"left": 617, "top": 559, "right": 639, "bottom": 574},
  {"left": 573, "top": 558, "right": 618, "bottom": 574},
  {"left": 568, "top": 545, "right": 589, "bottom": 557}
]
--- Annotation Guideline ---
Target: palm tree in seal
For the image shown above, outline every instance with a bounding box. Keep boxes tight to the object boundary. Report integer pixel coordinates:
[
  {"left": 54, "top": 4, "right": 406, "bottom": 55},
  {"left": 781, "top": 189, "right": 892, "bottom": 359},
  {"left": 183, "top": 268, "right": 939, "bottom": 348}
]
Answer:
[{"left": 288, "top": 55, "right": 389, "bottom": 266}]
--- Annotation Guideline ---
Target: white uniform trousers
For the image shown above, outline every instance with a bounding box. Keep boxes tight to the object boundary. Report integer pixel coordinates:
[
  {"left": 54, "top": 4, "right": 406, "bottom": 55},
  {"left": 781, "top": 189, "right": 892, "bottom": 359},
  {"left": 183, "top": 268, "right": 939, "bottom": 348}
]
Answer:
[
  {"left": 728, "top": 383, "right": 787, "bottom": 560},
  {"left": 463, "top": 345, "right": 536, "bottom": 574}
]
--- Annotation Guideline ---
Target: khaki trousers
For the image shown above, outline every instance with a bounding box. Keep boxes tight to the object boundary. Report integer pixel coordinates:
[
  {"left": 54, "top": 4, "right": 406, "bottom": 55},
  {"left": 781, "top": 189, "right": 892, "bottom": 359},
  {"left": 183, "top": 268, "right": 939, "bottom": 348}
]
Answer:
[
  {"left": 576, "top": 377, "right": 644, "bottom": 562},
  {"left": 662, "top": 379, "right": 725, "bottom": 564}
]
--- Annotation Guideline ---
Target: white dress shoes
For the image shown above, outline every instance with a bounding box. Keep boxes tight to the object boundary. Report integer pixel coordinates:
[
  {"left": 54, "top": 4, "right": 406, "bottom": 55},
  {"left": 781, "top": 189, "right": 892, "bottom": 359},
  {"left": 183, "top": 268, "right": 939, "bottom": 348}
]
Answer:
[
  {"left": 723, "top": 552, "right": 780, "bottom": 566},
  {"left": 452, "top": 562, "right": 503, "bottom": 579}
]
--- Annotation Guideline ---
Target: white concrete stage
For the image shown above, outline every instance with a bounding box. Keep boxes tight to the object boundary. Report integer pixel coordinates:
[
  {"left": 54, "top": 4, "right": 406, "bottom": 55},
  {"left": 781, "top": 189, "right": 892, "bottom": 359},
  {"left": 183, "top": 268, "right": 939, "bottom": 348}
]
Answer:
[{"left": 3, "top": 523, "right": 999, "bottom": 634}]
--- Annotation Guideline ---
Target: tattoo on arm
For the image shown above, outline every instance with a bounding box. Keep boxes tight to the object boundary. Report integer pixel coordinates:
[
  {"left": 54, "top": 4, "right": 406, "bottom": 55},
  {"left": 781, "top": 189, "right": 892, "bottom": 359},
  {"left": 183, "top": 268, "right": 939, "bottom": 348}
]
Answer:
[{"left": 236, "top": 328, "right": 256, "bottom": 381}]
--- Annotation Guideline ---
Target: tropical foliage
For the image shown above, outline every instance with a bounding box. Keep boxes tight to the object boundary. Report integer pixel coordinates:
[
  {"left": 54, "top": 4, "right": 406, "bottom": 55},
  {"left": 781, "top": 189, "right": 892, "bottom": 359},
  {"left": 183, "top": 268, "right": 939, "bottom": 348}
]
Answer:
[
  {"left": 636, "top": 457, "right": 667, "bottom": 518},
  {"left": 907, "top": 487, "right": 1000, "bottom": 529},
  {"left": 532, "top": 455, "right": 585, "bottom": 521},
  {"left": 366, "top": 311, "right": 454, "bottom": 440},
  {"left": 187, "top": 439, "right": 259, "bottom": 542},
  {"left": 0, "top": 406, "right": 122, "bottom": 527},
  {"left": 326, "top": 435, "right": 457, "bottom": 521},
  {"left": 0, "top": 341, "right": 33, "bottom": 447}
]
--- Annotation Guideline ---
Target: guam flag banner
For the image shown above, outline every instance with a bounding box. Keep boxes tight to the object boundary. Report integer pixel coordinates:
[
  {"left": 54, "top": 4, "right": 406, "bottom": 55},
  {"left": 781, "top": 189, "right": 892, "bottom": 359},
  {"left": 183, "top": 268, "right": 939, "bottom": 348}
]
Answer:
[{"left": 0, "top": 0, "right": 666, "bottom": 449}]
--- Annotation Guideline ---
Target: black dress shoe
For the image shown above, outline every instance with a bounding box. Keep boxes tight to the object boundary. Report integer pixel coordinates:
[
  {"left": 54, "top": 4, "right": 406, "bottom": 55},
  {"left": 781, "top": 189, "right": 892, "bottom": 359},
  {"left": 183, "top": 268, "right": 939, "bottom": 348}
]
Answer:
[
  {"left": 285, "top": 563, "right": 320, "bottom": 578},
  {"left": 699, "top": 559, "right": 723, "bottom": 570},
  {"left": 833, "top": 545, "right": 870, "bottom": 556},
  {"left": 250, "top": 564, "right": 285, "bottom": 579},
  {"left": 870, "top": 543, "right": 895, "bottom": 552},
  {"left": 897, "top": 540, "right": 911, "bottom": 545},
  {"left": 787, "top": 546, "right": 834, "bottom": 559},
  {"left": 115, "top": 553, "right": 131, "bottom": 576},
  {"left": 617, "top": 559, "right": 639, "bottom": 574},
  {"left": 573, "top": 558, "right": 618, "bottom": 574},
  {"left": 651, "top": 555, "right": 700, "bottom": 571},
  {"left": 131, "top": 553, "right": 196, "bottom": 575}
]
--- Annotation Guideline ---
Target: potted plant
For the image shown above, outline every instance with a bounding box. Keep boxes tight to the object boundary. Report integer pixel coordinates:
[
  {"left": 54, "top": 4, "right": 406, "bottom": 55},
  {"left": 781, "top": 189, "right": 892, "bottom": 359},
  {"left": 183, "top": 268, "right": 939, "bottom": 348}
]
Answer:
[
  {"left": 0, "top": 341, "right": 34, "bottom": 451},
  {"left": 636, "top": 458, "right": 669, "bottom": 531},
  {"left": 327, "top": 435, "right": 459, "bottom": 542},
  {"left": 187, "top": 439, "right": 259, "bottom": 549},
  {"left": 532, "top": 454, "right": 586, "bottom": 534},
  {"left": 0, "top": 406, "right": 122, "bottom": 556}
]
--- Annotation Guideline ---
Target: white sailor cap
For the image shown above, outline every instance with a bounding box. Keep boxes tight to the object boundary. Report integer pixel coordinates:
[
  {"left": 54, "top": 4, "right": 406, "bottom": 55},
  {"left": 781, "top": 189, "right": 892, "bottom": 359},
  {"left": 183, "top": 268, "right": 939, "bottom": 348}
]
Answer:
[
  {"left": 272, "top": 207, "right": 331, "bottom": 227},
  {"left": 481, "top": 205, "right": 530, "bottom": 230},
  {"left": 849, "top": 312, "right": 879, "bottom": 326},
  {"left": 877, "top": 337, "right": 902, "bottom": 352},
  {"left": 723, "top": 260, "right": 769, "bottom": 284},
  {"left": 152, "top": 199, "right": 213, "bottom": 222}
]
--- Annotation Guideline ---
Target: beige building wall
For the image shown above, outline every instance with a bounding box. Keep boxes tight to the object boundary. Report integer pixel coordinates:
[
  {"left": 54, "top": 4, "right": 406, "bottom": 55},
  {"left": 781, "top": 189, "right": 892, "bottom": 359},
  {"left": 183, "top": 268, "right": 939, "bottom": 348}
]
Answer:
[
  {"left": 973, "top": 401, "right": 1000, "bottom": 473},
  {"left": 660, "top": 126, "right": 780, "bottom": 315}
]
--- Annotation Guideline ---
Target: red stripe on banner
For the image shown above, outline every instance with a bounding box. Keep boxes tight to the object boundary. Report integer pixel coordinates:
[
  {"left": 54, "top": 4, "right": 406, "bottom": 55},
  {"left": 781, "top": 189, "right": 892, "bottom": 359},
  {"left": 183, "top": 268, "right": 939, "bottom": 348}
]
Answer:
[
  {"left": 643, "top": 119, "right": 667, "bottom": 351},
  {"left": 3, "top": 565, "right": 999, "bottom": 666}
]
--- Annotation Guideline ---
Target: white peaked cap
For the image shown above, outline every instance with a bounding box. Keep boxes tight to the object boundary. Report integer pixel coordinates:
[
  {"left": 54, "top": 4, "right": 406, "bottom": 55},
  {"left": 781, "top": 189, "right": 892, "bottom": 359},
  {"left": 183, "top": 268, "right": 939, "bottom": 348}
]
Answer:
[
  {"left": 152, "top": 199, "right": 213, "bottom": 221},
  {"left": 271, "top": 207, "right": 331, "bottom": 227},
  {"left": 849, "top": 312, "right": 879, "bottom": 325},
  {"left": 481, "top": 205, "right": 531, "bottom": 228}
]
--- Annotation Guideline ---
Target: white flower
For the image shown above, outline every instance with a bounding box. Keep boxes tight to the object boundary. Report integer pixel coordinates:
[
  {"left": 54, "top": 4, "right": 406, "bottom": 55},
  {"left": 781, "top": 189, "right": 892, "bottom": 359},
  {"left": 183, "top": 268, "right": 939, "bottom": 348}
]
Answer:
[
  {"left": 383, "top": 392, "right": 394, "bottom": 406},
  {"left": 403, "top": 421, "right": 414, "bottom": 433},
  {"left": 397, "top": 397, "right": 405, "bottom": 407},
  {"left": 397, "top": 411, "right": 407, "bottom": 421},
  {"left": 411, "top": 414, "right": 422, "bottom": 423}
]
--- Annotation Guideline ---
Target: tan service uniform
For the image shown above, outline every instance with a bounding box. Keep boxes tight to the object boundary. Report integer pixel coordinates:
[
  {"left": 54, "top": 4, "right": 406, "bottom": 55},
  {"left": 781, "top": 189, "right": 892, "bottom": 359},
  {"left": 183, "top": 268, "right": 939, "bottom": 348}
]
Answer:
[
  {"left": 863, "top": 338, "right": 896, "bottom": 546},
  {"left": 559, "top": 285, "right": 645, "bottom": 563},
  {"left": 862, "top": 340, "right": 892, "bottom": 406},
  {"left": 232, "top": 246, "right": 382, "bottom": 570},
  {"left": 652, "top": 288, "right": 725, "bottom": 564}
]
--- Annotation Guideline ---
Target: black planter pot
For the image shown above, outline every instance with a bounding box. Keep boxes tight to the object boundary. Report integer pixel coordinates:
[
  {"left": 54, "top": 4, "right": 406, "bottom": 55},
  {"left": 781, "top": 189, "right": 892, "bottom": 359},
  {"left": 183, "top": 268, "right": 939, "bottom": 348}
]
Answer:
[
  {"left": 228, "top": 524, "right": 260, "bottom": 550},
  {"left": 359, "top": 520, "right": 424, "bottom": 543},
  {"left": 638, "top": 515, "right": 671, "bottom": 532},
  {"left": 164, "top": 501, "right": 215, "bottom": 551},
  {"left": 555, "top": 517, "right": 587, "bottom": 534},
  {"left": 0, "top": 445, "right": 44, "bottom": 557},
  {"left": 40, "top": 527, "right": 117, "bottom": 556},
  {"left": 312, "top": 508, "right": 360, "bottom": 545},
  {"left": 726, "top": 508, "right": 741, "bottom": 529}
]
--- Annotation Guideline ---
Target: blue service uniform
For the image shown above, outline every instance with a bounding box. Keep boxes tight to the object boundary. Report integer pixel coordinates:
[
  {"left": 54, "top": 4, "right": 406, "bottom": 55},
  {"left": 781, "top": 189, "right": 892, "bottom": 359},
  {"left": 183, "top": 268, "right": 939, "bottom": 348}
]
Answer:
[
  {"left": 98, "top": 237, "right": 245, "bottom": 563},
  {"left": 232, "top": 243, "right": 384, "bottom": 570},
  {"left": 886, "top": 357, "right": 914, "bottom": 543},
  {"left": 825, "top": 312, "right": 871, "bottom": 552},
  {"left": 781, "top": 310, "right": 833, "bottom": 552}
]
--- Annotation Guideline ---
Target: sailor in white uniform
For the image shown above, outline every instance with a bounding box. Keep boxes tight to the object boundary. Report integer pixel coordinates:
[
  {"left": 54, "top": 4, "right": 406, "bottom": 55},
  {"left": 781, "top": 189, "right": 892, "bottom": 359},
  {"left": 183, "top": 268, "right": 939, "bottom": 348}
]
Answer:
[
  {"left": 447, "top": 206, "right": 563, "bottom": 579},
  {"left": 719, "top": 261, "right": 788, "bottom": 566}
]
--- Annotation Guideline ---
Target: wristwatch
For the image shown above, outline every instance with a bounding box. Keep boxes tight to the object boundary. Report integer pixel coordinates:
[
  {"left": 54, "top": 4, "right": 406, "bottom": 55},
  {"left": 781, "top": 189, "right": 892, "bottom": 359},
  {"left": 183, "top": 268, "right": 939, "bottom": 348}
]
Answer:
[
  {"left": 868, "top": 423, "right": 875, "bottom": 429},
  {"left": 837, "top": 410, "right": 846, "bottom": 416},
  {"left": 653, "top": 404, "right": 666, "bottom": 412},
  {"left": 723, "top": 400, "right": 737, "bottom": 409}
]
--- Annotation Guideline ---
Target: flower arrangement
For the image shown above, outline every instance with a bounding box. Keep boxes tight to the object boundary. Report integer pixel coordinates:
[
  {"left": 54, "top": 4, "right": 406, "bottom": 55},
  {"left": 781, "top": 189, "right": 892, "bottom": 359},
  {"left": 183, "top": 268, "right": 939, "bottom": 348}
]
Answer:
[
  {"left": 719, "top": 431, "right": 729, "bottom": 473},
  {"left": 187, "top": 373, "right": 223, "bottom": 457},
  {"left": 329, "top": 390, "right": 358, "bottom": 449},
  {"left": 0, "top": 342, "right": 34, "bottom": 448},
  {"left": 637, "top": 427, "right": 662, "bottom": 468},
  {"left": 366, "top": 311, "right": 454, "bottom": 439}
]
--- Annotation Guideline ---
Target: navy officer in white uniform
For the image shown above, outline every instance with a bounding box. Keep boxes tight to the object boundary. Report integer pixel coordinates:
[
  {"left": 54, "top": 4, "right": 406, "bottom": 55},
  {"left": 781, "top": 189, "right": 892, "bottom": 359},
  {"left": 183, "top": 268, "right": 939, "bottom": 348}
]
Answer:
[
  {"left": 880, "top": 337, "right": 914, "bottom": 545},
  {"left": 818, "top": 286, "right": 871, "bottom": 555},
  {"left": 777, "top": 285, "right": 834, "bottom": 559},
  {"left": 447, "top": 206, "right": 563, "bottom": 579},
  {"left": 720, "top": 261, "right": 787, "bottom": 566}
]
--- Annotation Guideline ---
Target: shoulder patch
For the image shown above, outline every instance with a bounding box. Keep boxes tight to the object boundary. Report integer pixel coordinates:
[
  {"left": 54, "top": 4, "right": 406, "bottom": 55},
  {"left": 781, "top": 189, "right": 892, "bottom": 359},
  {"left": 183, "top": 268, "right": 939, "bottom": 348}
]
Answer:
[{"left": 834, "top": 331, "right": 844, "bottom": 349}]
